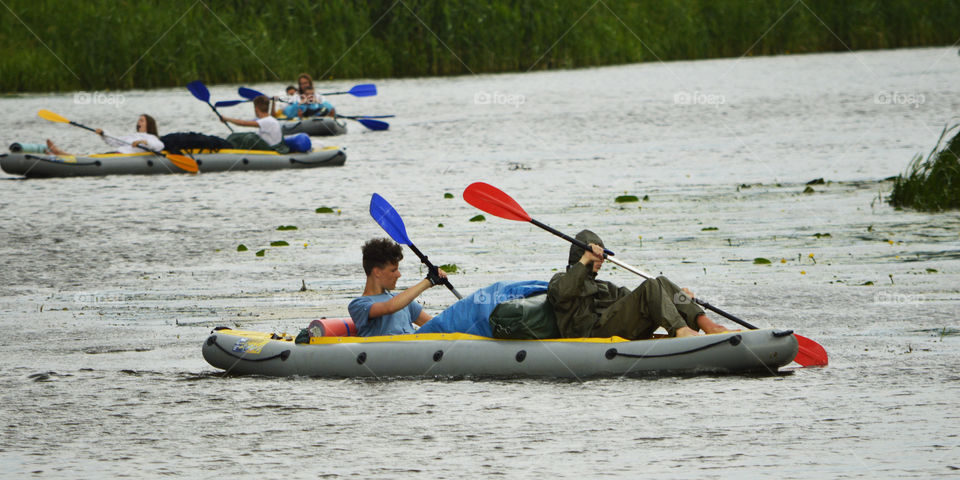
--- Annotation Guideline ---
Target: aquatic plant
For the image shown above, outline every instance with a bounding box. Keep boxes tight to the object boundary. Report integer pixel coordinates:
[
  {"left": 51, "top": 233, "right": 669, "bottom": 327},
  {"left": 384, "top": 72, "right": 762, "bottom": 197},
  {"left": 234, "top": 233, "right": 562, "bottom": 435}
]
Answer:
[
  {"left": 889, "top": 124, "right": 960, "bottom": 211},
  {"left": 3, "top": 0, "right": 960, "bottom": 92}
]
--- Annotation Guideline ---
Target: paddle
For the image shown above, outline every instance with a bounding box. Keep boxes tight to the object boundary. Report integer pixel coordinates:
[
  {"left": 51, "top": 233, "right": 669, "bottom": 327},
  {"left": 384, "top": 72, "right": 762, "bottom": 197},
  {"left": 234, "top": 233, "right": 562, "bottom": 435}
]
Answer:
[
  {"left": 369, "top": 193, "right": 462, "bottom": 299},
  {"left": 186, "top": 80, "right": 234, "bottom": 132},
  {"left": 37, "top": 109, "right": 199, "bottom": 173},
  {"left": 240, "top": 86, "right": 390, "bottom": 130},
  {"left": 213, "top": 99, "right": 248, "bottom": 108},
  {"left": 462, "top": 181, "right": 829, "bottom": 367},
  {"left": 239, "top": 84, "right": 377, "bottom": 99},
  {"left": 323, "top": 83, "right": 377, "bottom": 97},
  {"left": 337, "top": 115, "right": 389, "bottom": 131}
]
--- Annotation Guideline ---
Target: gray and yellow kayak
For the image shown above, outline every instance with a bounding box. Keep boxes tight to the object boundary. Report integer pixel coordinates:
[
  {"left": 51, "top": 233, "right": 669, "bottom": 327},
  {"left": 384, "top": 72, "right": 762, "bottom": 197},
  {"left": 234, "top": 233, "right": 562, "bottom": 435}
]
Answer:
[
  {"left": 0, "top": 147, "right": 346, "bottom": 178},
  {"left": 281, "top": 117, "right": 347, "bottom": 137},
  {"left": 202, "top": 327, "right": 799, "bottom": 378}
]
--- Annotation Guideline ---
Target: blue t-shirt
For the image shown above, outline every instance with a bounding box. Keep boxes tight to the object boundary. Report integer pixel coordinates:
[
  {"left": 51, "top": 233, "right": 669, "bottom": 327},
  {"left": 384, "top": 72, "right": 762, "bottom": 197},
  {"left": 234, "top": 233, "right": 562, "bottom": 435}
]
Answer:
[{"left": 348, "top": 292, "right": 423, "bottom": 337}]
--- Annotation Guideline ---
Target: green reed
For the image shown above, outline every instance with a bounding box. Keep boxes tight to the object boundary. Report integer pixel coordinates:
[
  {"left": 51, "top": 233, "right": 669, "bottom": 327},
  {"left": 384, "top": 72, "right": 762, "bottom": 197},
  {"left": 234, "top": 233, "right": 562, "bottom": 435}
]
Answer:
[
  {"left": 889, "top": 125, "right": 960, "bottom": 212},
  {"left": 2, "top": 0, "right": 959, "bottom": 92}
]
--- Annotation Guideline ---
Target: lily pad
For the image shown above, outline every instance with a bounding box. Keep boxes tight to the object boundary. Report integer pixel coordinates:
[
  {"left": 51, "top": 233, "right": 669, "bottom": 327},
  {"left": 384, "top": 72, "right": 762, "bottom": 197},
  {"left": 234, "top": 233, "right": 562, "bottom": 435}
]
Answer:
[
  {"left": 615, "top": 195, "right": 639, "bottom": 203},
  {"left": 439, "top": 264, "right": 459, "bottom": 273},
  {"left": 701, "top": 227, "right": 718, "bottom": 231},
  {"left": 315, "top": 207, "right": 334, "bottom": 214},
  {"left": 803, "top": 186, "right": 815, "bottom": 194},
  {"left": 255, "top": 249, "right": 265, "bottom": 257},
  {"left": 861, "top": 281, "right": 874, "bottom": 286},
  {"left": 236, "top": 244, "right": 248, "bottom": 252},
  {"left": 270, "top": 241, "right": 289, "bottom": 247},
  {"left": 437, "top": 223, "right": 444, "bottom": 228},
  {"left": 277, "top": 225, "right": 298, "bottom": 231},
  {"left": 806, "top": 178, "right": 825, "bottom": 185},
  {"left": 813, "top": 233, "right": 831, "bottom": 238},
  {"left": 926, "top": 268, "right": 938, "bottom": 273},
  {"left": 469, "top": 215, "right": 485, "bottom": 222},
  {"left": 753, "top": 257, "right": 771, "bottom": 264},
  {"left": 444, "top": 193, "right": 454, "bottom": 199}
]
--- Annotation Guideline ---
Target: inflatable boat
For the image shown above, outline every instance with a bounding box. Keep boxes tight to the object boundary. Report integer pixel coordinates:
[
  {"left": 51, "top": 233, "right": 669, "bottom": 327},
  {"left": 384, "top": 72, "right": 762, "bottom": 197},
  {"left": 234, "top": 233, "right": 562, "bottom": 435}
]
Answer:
[
  {"left": 281, "top": 117, "right": 347, "bottom": 136},
  {"left": 0, "top": 147, "right": 346, "bottom": 178},
  {"left": 202, "top": 324, "right": 799, "bottom": 378}
]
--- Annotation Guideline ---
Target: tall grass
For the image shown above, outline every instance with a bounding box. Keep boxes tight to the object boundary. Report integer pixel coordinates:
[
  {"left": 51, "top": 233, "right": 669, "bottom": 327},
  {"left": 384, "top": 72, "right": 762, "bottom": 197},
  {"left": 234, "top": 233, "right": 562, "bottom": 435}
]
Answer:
[
  {"left": 2, "top": 0, "right": 960, "bottom": 92},
  {"left": 889, "top": 125, "right": 960, "bottom": 212}
]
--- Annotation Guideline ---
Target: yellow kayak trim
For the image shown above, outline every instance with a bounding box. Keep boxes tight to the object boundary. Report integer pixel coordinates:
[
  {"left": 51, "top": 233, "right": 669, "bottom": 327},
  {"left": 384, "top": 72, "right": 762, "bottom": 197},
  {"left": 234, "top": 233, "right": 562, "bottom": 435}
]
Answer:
[
  {"left": 217, "top": 328, "right": 635, "bottom": 345},
  {"left": 63, "top": 146, "right": 342, "bottom": 159}
]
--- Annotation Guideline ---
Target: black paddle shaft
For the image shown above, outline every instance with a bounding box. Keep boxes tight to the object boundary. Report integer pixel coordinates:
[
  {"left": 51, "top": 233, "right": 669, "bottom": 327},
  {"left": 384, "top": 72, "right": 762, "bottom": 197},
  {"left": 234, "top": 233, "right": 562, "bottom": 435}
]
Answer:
[
  {"left": 530, "top": 219, "right": 759, "bottom": 330},
  {"left": 406, "top": 243, "right": 462, "bottom": 299}
]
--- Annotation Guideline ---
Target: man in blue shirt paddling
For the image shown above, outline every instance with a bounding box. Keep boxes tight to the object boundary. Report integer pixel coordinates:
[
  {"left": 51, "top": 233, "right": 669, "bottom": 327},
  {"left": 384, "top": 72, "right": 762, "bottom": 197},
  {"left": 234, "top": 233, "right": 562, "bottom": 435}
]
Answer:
[{"left": 348, "top": 238, "right": 447, "bottom": 336}]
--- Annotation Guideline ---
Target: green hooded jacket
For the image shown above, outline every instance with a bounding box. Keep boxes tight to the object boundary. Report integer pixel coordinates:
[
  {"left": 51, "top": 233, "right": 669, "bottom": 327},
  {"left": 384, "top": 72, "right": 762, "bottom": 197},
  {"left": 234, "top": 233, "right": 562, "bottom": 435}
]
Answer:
[{"left": 547, "top": 230, "right": 631, "bottom": 337}]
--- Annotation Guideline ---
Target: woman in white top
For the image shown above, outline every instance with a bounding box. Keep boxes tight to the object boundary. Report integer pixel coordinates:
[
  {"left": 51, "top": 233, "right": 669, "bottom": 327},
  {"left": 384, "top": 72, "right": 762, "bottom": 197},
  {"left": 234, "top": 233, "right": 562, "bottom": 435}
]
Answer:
[{"left": 46, "top": 114, "right": 164, "bottom": 155}]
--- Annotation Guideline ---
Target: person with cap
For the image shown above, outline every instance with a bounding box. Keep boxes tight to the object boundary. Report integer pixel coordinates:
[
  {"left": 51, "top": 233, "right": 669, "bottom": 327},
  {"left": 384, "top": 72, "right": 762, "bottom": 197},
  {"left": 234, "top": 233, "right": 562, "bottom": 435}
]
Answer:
[{"left": 547, "top": 230, "right": 734, "bottom": 339}]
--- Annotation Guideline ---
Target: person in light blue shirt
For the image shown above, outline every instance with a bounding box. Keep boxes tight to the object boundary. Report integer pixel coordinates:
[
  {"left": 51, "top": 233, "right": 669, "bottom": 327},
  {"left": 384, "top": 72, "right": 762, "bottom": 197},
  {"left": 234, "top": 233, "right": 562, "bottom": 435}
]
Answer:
[{"left": 348, "top": 238, "right": 447, "bottom": 336}]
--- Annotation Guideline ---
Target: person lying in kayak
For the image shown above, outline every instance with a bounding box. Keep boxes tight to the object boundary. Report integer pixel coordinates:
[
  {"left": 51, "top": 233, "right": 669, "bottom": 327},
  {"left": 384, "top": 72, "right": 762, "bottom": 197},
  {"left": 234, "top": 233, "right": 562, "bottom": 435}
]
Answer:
[
  {"left": 548, "top": 230, "right": 734, "bottom": 339},
  {"left": 45, "top": 114, "right": 163, "bottom": 155},
  {"left": 220, "top": 96, "right": 288, "bottom": 152},
  {"left": 348, "top": 238, "right": 448, "bottom": 336}
]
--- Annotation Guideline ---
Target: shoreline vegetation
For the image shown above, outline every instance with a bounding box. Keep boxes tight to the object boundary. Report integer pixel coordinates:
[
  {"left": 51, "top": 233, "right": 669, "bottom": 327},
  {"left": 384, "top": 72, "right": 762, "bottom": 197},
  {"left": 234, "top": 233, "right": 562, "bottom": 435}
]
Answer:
[
  {"left": 889, "top": 125, "right": 960, "bottom": 212},
  {"left": 3, "top": 0, "right": 960, "bottom": 93}
]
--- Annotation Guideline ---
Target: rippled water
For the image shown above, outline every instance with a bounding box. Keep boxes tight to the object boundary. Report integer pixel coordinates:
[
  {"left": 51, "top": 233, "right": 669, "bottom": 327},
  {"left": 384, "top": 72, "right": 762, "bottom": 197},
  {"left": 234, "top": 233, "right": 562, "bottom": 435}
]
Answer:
[{"left": 1, "top": 47, "right": 959, "bottom": 478}]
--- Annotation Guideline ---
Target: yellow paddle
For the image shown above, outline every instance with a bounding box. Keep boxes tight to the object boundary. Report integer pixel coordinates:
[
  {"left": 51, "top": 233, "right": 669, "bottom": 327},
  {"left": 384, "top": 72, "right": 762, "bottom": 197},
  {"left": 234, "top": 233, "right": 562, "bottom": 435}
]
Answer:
[{"left": 37, "top": 109, "right": 199, "bottom": 173}]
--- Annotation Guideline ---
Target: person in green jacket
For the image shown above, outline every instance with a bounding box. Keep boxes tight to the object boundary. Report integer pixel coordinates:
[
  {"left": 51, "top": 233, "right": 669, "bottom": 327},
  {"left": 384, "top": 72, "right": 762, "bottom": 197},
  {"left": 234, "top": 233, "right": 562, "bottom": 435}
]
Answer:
[{"left": 547, "top": 230, "right": 733, "bottom": 339}]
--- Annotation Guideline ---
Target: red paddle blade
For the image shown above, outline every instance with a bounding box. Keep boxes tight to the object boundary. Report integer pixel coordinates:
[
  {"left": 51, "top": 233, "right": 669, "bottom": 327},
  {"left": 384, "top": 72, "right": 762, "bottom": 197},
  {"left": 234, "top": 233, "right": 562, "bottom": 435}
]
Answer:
[
  {"left": 463, "top": 182, "right": 532, "bottom": 222},
  {"left": 793, "top": 334, "right": 828, "bottom": 367}
]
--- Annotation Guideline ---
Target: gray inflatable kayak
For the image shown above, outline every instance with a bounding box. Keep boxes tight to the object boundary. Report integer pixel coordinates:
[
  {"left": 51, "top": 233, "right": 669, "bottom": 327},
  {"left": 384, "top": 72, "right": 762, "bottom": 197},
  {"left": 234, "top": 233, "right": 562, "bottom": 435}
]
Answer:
[
  {"left": 0, "top": 147, "right": 346, "bottom": 178},
  {"left": 281, "top": 117, "right": 347, "bottom": 136},
  {"left": 202, "top": 327, "right": 799, "bottom": 378}
]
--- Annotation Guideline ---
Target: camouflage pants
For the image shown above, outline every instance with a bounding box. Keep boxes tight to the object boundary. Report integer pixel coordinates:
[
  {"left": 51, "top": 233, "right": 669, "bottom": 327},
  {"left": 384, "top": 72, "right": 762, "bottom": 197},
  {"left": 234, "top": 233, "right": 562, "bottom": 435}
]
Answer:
[{"left": 593, "top": 276, "right": 704, "bottom": 339}]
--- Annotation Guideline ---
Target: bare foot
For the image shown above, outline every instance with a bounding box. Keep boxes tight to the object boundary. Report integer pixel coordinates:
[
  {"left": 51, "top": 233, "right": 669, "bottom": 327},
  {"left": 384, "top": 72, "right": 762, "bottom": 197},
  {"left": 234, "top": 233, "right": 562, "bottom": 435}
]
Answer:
[
  {"left": 675, "top": 326, "right": 702, "bottom": 338},
  {"left": 45, "top": 139, "right": 68, "bottom": 155},
  {"left": 697, "top": 314, "right": 736, "bottom": 334}
]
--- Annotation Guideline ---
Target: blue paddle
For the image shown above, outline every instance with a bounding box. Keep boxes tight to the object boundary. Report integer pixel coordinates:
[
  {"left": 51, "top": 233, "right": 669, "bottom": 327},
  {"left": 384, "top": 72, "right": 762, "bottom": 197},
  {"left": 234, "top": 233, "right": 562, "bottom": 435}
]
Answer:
[
  {"left": 239, "top": 87, "right": 389, "bottom": 131},
  {"left": 324, "top": 83, "right": 377, "bottom": 97},
  {"left": 369, "top": 193, "right": 462, "bottom": 299},
  {"left": 214, "top": 99, "right": 248, "bottom": 108},
  {"left": 186, "top": 80, "right": 233, "bottom": 132},
  {"left": 337, "top": 115, "right": 389, "bottom": 131}
]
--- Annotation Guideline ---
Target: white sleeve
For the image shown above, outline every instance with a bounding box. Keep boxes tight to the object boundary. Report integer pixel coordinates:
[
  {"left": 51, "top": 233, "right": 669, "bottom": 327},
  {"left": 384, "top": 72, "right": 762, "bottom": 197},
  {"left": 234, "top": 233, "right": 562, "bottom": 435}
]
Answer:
[{"left": 141, "top": 134, "right": 164, "bottom": 152}]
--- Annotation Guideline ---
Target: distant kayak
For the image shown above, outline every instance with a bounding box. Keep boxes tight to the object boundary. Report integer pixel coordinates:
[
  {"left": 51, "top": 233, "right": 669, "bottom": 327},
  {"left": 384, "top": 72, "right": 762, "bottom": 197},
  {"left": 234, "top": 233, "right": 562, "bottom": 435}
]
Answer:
[
  {"left": 0, "top": 147, "right": 345, "bottom": 178},
  {"left": 280, "top": 116, "right": 347, "bottom": 137},
  {"left": 202, "top": 326, "right": 799, "bottom": 378}
]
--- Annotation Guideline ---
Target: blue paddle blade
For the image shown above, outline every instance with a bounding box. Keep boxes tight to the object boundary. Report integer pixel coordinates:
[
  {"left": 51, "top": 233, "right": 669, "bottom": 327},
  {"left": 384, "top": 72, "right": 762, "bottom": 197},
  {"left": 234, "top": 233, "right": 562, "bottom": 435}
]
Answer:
[
  {"left": 340, "top": 114, "right": 395, "bottom": 119},
  {"left": 186, "top": 81, "right": 210, "bottom": 102},
  {"left": 214, "top": 99, "right": 247, "bottom": 108},
  {"left": 369, "top": 193, "right": 411, "bottom": 245},
  {"left": 357, "top": 118, "right": 389, "bottom": 131},
  {"left": 238, "top": 86, "right": 266, "bottom": 100},
  {"left": 349, "top": 83, "right": 377, "bottom": 97}
]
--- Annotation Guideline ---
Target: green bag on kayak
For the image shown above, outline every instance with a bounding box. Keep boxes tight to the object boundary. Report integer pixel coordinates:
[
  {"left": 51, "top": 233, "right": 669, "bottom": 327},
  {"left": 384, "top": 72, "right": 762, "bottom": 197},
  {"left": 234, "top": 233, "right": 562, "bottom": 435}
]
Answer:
[{"left": 489, "top": 293, "right": 560, "bottom": 340}]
